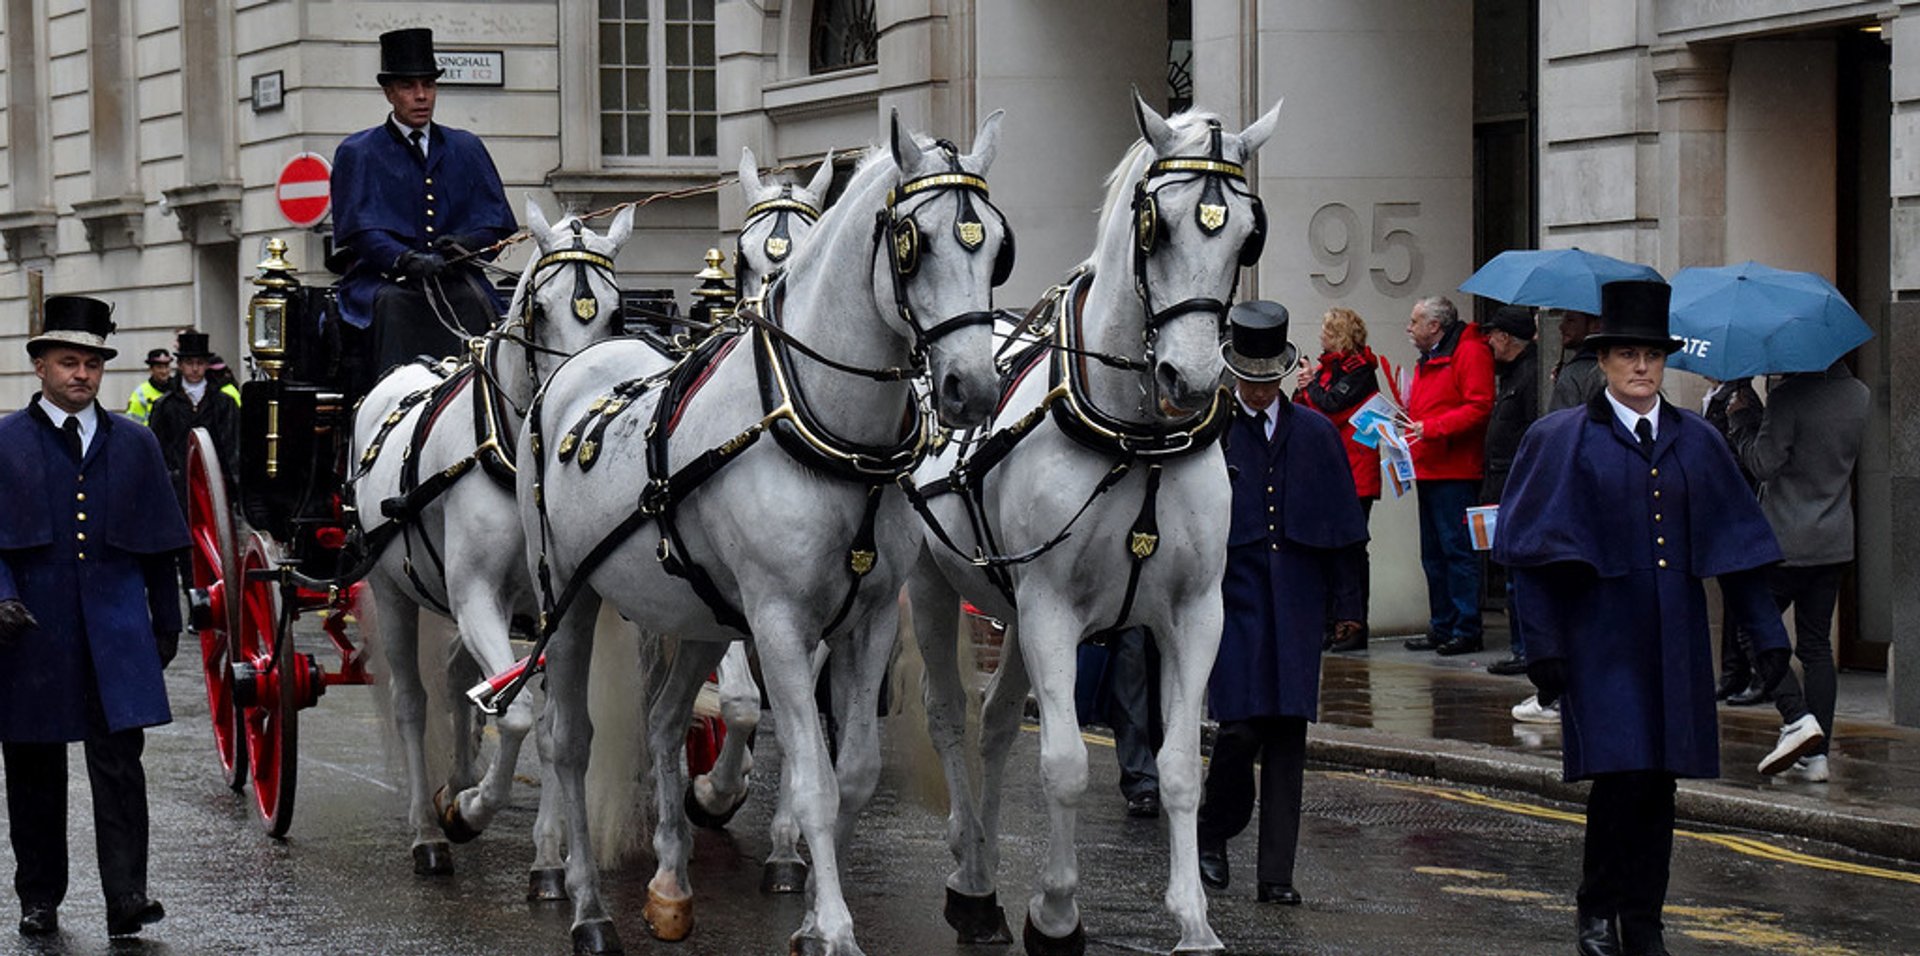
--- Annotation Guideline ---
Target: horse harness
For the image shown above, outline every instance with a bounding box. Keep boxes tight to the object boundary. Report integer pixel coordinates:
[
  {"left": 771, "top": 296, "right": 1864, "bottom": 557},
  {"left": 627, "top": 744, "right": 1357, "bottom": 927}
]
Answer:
[
  {"left": 1129, "top": 120, "right": 1266, "bottom": 356},
  {"left": 740, "top": 185, "right": 819, "bottom": 268}
]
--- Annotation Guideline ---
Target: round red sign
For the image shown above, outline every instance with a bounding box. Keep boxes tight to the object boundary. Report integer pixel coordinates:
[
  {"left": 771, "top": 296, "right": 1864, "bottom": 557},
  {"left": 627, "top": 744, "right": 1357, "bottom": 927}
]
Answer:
[{"left": 276, "top": 152, "right": 332, "bottom": 228}]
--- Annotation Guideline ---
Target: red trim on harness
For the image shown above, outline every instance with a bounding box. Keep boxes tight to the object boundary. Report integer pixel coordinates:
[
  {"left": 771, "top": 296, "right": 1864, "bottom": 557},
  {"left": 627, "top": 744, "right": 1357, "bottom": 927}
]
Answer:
[
  {"left": 668, "top": 335, "right": 744, "bottom": 433},
  {"left": 995, "top": 348, "right": 1049, "bottom": 416},
  {"left": 421, "top": 368, "right": 475, "bottom": 435}
]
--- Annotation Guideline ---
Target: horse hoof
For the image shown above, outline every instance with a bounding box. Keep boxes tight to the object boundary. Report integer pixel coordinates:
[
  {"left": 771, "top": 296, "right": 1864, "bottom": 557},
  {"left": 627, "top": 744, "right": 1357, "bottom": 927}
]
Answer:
[
  {"left": 412, "top": 841, "right": 454, "bottom": 876},
  {"left": 683, "top": 779, "right": 746, "bottom": 830},
  {"left": 943, "top": 888, "right": 1013, "bottom": 945},
  {"left": 788, "top": 933, "right": 830, "bottom": 956},
  {"left": 761, "top": 859, "right": 808, "bottom": 895},
  {"left": 434, "top": 785, "right": 483, "bottom": 844},
  {"left": 1171, "top": 947, "right": 1227, "bottom": 955},
  {"left": 527, "top": 867, "right": 568, "bottom": 902},
  {"left": 1022, "top": 914, "right": 1086, "bottom": 956},
  {"left": 643, "top": 887, "right": 694, "bottom": 942},
  {"left": 572, "top": 918, "right": 624, "bottom": 955}
]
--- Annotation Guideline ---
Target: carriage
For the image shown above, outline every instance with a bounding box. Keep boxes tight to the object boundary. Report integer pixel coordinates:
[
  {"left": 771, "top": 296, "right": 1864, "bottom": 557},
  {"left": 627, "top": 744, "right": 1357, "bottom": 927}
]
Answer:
[{"left": 182, "top": 236, "right": 738, "bottom": 838}]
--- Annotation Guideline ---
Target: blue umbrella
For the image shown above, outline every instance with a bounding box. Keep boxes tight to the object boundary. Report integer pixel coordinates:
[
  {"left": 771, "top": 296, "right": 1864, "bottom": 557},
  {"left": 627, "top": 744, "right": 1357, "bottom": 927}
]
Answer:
[
  {"left": 1459, "top": 248, "right": 1663, "bottom": 314},
  {"left": 1665, "top": 261, "right": 1873, "bottom": 379}
]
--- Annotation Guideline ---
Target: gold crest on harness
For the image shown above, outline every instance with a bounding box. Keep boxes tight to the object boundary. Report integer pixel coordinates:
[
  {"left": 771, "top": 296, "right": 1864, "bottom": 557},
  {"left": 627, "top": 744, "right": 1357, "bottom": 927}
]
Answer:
[
  {"left": 1129, "top": 532, "right": 1159, "bottom": 559},
  {"left": 956, "top": 221, "right": 985, "bottom": 250},
  {"left": 850, "top": 550, "right": 877, "bottom": 576},
  {"left": 1198, "top": 204, "right": 1227, "bottom": 232},
  {"left": 765, "top": 236, "right": 790, "bottom": 259},
  {"left": 573, "top": 297, "right": 598, "bottom": 321},
  {"left": 578, "top": 440, "right": 598, "bottom": 465}
]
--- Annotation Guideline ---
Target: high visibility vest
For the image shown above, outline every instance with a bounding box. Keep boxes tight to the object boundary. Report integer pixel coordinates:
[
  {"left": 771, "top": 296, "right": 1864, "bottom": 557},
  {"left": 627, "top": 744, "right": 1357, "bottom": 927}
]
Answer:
[
  {"left": 126, "top": 380, "right": 167, "bottom": 426},
  {"left": 221, "top": 382, "right": 242, "bottom": 407}
]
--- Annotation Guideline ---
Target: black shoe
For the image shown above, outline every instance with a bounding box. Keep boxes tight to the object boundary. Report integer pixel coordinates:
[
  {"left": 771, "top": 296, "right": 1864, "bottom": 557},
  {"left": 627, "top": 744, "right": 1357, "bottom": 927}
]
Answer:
[
  {"left": 1256, "top": 882, "right": 1301, "bottom": 905},
  {"left": 1198, "top": 845, "right": 1229, "bottom": 890},
  {"left": 1576, "top": 909, "right": 1622, "bottom": 956},
  {"left": 1405, "top": 634, "right": 1443, "bottom": 651},
  {"left": 1726, "top": 680, "right": 1772, "bottom": 706},
  {"left": 1126, "top": 792, "right": 1161, "bottom": 819},
  {"left": 1326, "top": 630, "right": 1368, "bottom": 653},
  {"left": 1487, "top": 656, "right": 1528, "bottom": 676},
  {"left": 1715, "top": 672, "right": 1752, "bottom": 701},
  {"left": 1619, "top": 911, "right": 1669, "bottom": 956},
  {"left": 18, "top": 904, "right": 57, "bottom": 936},
  {"left": 1435, "top": 635, "right": 1484, "bottom": 656},
  {"left": 106, "top": 896, "right": 164, "bottom": 938}
]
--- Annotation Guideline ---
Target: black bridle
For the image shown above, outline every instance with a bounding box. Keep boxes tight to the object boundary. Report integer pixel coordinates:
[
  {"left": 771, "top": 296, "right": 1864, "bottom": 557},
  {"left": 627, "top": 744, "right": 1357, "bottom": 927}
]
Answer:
[
  {"left": 871, "top": 142, "right": 1015, "bottom": 371},
  {"left": 737, "top": 185, "right": 820, "bottom": 294}
]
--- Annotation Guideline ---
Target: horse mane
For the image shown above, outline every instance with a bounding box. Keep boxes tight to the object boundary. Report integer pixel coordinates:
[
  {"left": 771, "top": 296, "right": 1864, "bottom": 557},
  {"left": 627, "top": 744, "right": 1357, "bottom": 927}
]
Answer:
[
  {"left": 783, "top": 142, "right": 899, "bottom": 277},
  {"left": 1083, "top": 109, "right": 1227, "bottom": 271}
]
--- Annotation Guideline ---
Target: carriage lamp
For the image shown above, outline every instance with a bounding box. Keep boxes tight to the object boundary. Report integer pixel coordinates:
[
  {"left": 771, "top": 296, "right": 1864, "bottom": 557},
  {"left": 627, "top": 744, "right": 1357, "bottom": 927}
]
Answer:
[
  {"left": 689, "top": 248, "right": 737, "bottom": 325},
  {"left": 247, "top": 237, "right": 299, "bottom": 380}
]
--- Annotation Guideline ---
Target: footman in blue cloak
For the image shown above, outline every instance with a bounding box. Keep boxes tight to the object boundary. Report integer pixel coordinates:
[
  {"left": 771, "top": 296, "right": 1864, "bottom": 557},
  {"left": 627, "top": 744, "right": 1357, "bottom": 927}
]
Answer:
[
  {"left": 1197, "top": 301, "right": 1368, "bottom": 905},
  {"left": 1495, "top": 279, "right": 1795, "bottom": 956}
]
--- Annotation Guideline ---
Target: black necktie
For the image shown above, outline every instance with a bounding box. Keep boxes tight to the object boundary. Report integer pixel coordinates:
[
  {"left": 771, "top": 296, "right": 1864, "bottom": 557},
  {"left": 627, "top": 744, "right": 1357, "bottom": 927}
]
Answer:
[
  {"left": 62, "top": 417, "right": 83, "bottom": 463},
  {"left": 1635, "top": 417, "right": 1654, "bottom": 452},
  {"left": 1254, "top": 409, "right": 1270, "bottom": 440},
  {"left": 409, "top": 128, "right": 427, "bottom": 164}
]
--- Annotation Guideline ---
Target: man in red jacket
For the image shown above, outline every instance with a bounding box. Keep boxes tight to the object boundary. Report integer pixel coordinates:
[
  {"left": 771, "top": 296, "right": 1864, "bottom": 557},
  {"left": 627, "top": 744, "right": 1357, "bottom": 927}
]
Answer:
[{"left": 1401, "top": 296, "right": 1495, "bottom": 655}]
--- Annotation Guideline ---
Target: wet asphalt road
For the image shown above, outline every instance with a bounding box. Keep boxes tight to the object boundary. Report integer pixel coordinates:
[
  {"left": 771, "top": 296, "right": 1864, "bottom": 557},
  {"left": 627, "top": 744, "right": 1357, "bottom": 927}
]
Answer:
[{"left": 5, "top": 658, "right": 1918, "bottom": 956}]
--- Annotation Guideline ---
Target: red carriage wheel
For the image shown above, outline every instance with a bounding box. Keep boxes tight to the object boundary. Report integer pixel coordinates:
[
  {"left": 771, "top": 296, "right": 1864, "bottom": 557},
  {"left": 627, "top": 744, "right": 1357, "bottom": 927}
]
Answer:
[
  {"left": 685, "top": 715, "right": 727, "bottom": 778},
  {"left": 186, "top": 429, "right": 246, "bottom": 790},
  {"left": 234, "top": 532, "right": 300, "bottom": 837}
]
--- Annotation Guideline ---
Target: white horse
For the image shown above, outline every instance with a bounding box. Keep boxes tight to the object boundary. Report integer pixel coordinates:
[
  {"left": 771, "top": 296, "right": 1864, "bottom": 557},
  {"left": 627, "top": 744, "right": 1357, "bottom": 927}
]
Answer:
[
  {"left": 519, "top": 111, "right": 1010, "bottom": 956},
  {"left": 348, "top": 200, "right": 633, "bottom": 893},
  {"left": 906, "top": 94, "right": 1282, "bottom": 956}
]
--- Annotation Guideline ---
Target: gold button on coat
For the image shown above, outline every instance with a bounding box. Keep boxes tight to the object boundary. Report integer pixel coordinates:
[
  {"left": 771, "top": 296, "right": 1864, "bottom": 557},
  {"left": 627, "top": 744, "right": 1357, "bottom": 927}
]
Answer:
[{"left": 1658, "top": 558, "right": 1668, "bottom": 568}]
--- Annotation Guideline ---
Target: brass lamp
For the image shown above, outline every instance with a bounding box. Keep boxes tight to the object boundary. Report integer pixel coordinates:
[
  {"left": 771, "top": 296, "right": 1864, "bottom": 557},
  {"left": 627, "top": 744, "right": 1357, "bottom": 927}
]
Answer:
[
  {"left": 247, "top": 237, "right": 299, "bottom": 379},
  {"left": 689, "top": 247, "right": 737, "bottom": 325}
]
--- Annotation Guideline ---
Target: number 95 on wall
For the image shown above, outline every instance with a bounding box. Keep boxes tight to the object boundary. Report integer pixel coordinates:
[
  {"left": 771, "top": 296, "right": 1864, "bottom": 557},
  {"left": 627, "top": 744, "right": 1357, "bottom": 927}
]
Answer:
[{"left": 1307, "top": 201, "right": 1423, "bottom": 298}]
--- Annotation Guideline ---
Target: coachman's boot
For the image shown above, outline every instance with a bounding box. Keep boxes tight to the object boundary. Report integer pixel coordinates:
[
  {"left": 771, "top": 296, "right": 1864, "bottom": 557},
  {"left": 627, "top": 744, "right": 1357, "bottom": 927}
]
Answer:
[
  {"left": 1619, "top": 910, "right": 1671, "bottom": 956},
  {"left": 1576, "top": 909, "right": 1622, "bottom": 956}
]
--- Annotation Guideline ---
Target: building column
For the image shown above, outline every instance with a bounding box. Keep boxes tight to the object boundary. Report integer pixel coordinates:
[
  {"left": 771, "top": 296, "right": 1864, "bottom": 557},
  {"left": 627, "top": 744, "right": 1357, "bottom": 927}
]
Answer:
[
  {"left": 1885, "top": 5, "right": 1920, "bottom": 726},
  {"left": 1650, "top": 43, "right": 1729, "bottom": 277}
]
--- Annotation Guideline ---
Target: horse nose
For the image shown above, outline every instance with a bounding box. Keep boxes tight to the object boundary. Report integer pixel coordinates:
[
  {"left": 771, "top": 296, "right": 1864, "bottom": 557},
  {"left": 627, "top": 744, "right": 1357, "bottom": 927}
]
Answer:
[
  {"left": 1155, "top": 361, "right": 1207, "bottom": 412},
  {"left": 937, "top": 368, "right": 994, "bottom": 428}
]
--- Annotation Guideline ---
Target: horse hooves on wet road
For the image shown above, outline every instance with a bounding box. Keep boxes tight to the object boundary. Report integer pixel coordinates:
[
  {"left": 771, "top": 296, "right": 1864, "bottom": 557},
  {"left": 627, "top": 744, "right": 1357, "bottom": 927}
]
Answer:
[
  {"left": 1022, "top": 914, "right": 1086, "bottom": 956},
  {"left": 433, "top": 785, "right": 483, "bottom": 844},
  {"left": 788, "top": 932, "right": 857, "bottom": 956},
  {"left": 1169, "top": 946, "right": 1227, "bottom": 955},
  {"left": 943, "top": 887, "right": 1014, "bottom": 945},
  {"left": 526, "top": 867, "right": 568, "bottom": 902},
  {"left": 683, "top": 780, "right": 747, "bottom": 830},
  {"left": 411, "top": 841, "right": 453, "bottom": 876},
  {"left": 571, "top": 918, "right": 623, "bottom": 955},
  {"left": 760, "top": 860, "right": 809, "bottom": 894},
  {"left": 643, "top": 887, "right": 694, "bottom": 941}
]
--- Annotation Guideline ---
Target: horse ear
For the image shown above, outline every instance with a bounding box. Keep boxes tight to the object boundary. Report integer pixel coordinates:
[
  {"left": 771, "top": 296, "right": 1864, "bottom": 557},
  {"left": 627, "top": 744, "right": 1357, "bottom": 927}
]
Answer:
[
  {"left": 525, "top": 197, "right": 555, "bottom": 253},
  {"left": 966, "top": 109, "right": 1005, "bottom": 173},
  {"left": 1238, "top": 97, "right": 1285, "bottom": 156},
  {"left": 805, "top": 150, "right": 835, "bottom": 204},
  {"left": 738, "top": 147, "right": 764, "bottom": 198},
  {"left": 606, "top": 204, "right": 635, "bottom": 251},
  {"left": 1133, "top": 87, "right": 1177, "bottom": 154},
  {"left": 889, "top": 108, "right": 920, "bottom": 174}
]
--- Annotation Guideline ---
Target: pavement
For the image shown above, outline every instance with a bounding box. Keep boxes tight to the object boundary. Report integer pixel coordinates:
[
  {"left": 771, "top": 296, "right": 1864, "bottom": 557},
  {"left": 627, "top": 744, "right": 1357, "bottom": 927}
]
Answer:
[{"left": 1306, "top": 620, "right": 1920, "bottom": 864}]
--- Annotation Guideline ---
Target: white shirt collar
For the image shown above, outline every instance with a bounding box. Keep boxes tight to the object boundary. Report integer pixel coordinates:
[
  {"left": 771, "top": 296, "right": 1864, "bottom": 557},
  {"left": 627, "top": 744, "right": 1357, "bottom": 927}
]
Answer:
[
  {"left": 37, "top": 396, "right": 99, "bottom": 455},
  {"left": 390, "top": 116, "right": 432, "bottom": 156},
  {"left": 184, "top": 378, "right": 209, "bottom": 404},
  {"left": 1235, "top": 392, "right": 1277, "bottom": 440},
  {"left": 1604, "top": 389, "right": 1662, "bottom": 442}
]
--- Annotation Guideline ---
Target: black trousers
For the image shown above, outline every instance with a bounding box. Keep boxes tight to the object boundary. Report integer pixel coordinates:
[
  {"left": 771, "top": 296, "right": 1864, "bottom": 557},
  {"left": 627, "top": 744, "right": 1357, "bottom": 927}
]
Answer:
[
  {"left": 1324, "top": 497, "right": 1375, "bottom": 637},
  {"left": 1196, "top": 716, "right": 1306, "bottom": 886},
  {"left": 1104, "top": 627, "right": 1162, "bottom": 800},
  {"left": 1579, "top": 771, "right": 1676, "bottom": 943},
  {"left": 3, "top": 729, "right": 150, "bottom": 911},
  {"left": 371, "top": 269, "right": 499, "bottom": 375},
  {"left": 1768, "top": 563, "right": 1844, "bottom": 756}
]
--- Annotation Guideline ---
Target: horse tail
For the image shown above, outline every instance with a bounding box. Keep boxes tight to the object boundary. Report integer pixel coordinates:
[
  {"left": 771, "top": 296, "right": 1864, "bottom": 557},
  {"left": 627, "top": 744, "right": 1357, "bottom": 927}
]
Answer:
[
  {"left": 583, "top": 601, "right": 652, "bottom": 864},
  {"left": 892, "top": 572, "right": 986, "bottom": 813}
]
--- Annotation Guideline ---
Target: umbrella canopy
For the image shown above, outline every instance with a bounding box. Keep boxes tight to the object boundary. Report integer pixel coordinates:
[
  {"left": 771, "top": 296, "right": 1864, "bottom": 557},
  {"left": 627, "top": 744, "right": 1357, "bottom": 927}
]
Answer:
[
  {"left": 1665, "top": 261, "right": 1873, "bottom": 379},
  {"left": 1459, "top": 248, "right": 1663, "bottom": 315}
]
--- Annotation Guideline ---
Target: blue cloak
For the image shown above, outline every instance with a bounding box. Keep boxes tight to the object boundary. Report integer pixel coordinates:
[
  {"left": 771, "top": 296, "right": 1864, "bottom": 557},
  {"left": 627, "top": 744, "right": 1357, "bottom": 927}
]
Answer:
[
  {"left": 1209, "top": 401, "right": 1369, "bottom": 723},
  {"left": 0, "top": 400, "right": 189, "bottom": 742}
]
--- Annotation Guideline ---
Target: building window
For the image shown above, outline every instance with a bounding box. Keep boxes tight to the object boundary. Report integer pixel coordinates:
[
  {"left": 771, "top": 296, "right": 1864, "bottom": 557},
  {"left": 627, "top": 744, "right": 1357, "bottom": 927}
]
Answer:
[
  {"left": 1168, "top": 0, "right": 1193, "bottom": 114},
  {"left": 810, "top": 0, "right": 877, "bottom": 75},
  {"left": 599, "top": 0, "right": 716, "bottom": 160}
]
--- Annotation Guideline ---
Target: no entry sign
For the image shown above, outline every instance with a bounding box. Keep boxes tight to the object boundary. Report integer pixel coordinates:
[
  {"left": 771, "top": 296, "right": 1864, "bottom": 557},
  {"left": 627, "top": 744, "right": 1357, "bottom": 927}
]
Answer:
[{"left": 276, "top": 152, "right": 332, "bottom": 227}]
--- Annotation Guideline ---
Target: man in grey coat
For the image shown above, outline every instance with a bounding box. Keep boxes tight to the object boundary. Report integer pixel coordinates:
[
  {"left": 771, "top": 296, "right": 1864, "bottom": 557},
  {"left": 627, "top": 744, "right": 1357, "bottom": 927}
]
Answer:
[
  {"left": 1730, "top": 360, "right": 1870, "bottom": 781},
  {"left": 1547, "top": 308, "right": 1605, "bottom": 411}
]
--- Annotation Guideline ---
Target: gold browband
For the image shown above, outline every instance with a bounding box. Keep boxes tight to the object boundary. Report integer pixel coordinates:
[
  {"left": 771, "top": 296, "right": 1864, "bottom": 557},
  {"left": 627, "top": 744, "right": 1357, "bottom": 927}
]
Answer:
[
  {"left": 534, "top": 249, "right": 617, "bottom": 272},
  {"left": 745, "top": 197, "right": 822, "bottom": 220},
  {"left": 1146, "top": 158, "right": 1246, "bottom": 181},
  {"left": 892, "top": 172, "right": 991, "bottom": 203}
]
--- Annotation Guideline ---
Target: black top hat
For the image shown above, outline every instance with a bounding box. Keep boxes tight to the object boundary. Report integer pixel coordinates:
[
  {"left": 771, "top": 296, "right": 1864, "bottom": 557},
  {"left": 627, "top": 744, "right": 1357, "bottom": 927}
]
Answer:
[
  {"left": 28, "top": 295, "right": 118, "bottom": 360},
  {"left": 378, "top": 28, "right": 443, "bottom": 85},
  {"left": 174, "top": 331, "right": 214, "bottom": 360},
  {"left": 1585, "top": 279, "right": 1682, "bottom": 353},
  {"left": 1223, "top": 300, "right": 1298, "bottom": 382},
  {"left": 146, "top": 348, "right": 173, "bottom": 366},
  {"left": 1482, "top": 305, "right": 1536, "bottom": 340}
]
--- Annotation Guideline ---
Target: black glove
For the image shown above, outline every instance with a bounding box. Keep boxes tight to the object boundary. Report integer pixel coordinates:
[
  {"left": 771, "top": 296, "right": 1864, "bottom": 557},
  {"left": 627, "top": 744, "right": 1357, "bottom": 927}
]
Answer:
[
  {"left": 431, "top": 234, "right": 484, "bottom": 257},
  {"left": 395, "top": 249, "right": 448, "bottom": 280},
  {"left": 1527, "top": 657, "right": 1569, "bottom": 708},
  {"left": 1755, "top": 647, "right": 1792, "bottom": 693},
  {"left": 0, "top": 599, "right": 38, "bottom": 647},
  {"left": 155, "top": 628, "right": 181, "bottom": 668}
]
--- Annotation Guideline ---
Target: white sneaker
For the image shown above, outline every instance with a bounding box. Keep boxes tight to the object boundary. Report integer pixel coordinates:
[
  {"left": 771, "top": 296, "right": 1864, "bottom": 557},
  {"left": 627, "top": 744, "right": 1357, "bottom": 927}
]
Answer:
[
  {"left": 1759, "top": 714, "right": 1825, "bottom": 775},
  {"left": 1511, "top": 694, "right": 1561, "bottom": 724},
  {"left": 1790, "top": 755, "right": 1830, "bottom": 783}
]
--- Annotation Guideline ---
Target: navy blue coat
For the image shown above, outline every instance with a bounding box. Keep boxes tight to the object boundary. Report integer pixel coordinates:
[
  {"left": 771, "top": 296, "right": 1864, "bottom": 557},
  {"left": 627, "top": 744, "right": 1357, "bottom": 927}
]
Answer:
[
  {"left": 1495, "top": 395, "right": 1788, "bottom": 781},
  {"left": 330, "top": 120, "right": 516, "bottom": 328},
  {"left": 1209, "top": 400, "right": 1369, "bottom": 723},
  {"left": 0, "top": 400, "right": 189, "bottom": 742}
]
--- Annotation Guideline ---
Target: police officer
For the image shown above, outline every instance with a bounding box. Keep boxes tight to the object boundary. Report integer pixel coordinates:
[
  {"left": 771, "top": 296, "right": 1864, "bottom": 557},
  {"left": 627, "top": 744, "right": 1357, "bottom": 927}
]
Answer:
[
  {"left": 329, "top": 27, "right": 516, "bottom": 373},
  {"left": 124, "top": 348, "right": 172, "bottom": 425},
  {"left": 0, "top": 296, "right": 188, "bottom": 939},
  {"left": 1496, "top": 280, "right": 1795, "bottom": 956}
]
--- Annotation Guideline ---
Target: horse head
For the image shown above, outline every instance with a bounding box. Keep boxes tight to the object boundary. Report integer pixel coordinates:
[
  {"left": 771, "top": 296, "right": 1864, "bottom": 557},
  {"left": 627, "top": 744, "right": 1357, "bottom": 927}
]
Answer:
[
  {"left": 509, "top": 198, "right": 634, "bottom": 380},
  {"left": 1112, "top": 92, "right": 1283, "bottom": 418},
  {"left": 736, "top": 147, "right": 834, "bottom": 299}
]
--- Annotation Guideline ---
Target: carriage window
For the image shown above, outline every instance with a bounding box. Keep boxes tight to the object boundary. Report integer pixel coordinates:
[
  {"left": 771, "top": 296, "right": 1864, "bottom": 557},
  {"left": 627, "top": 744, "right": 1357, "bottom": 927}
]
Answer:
[
  {"left": 809, "top": 0, "right": 877, "bottom": 75},
  {"left": 599, "top": 0, "right": 717, "bottom": 160}
]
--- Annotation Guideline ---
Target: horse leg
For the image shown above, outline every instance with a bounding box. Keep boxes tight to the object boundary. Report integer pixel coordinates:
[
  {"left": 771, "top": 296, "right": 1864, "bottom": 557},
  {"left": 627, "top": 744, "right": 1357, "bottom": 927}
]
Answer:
[
  {"left": 826, "top": 601, "right": 902, "bottom": 855},
  {"left": 758, "top": 626, "right": 863, "bottom": 956},
  {"left": 687, "top": 640, "right": 758, "bottom": 829},
  {"left": 444, "top": 643, "right": 485, "bottom": 794},
  {"left": 1011, "top": 608, "right": 1090, "bottom": 955},
  {"left": 438, "top": 583, "right": 532, "bottom": 846},
  {"left": 975, "top": 623, "right": 1029, "bottom": 922},
  {"left": 528, "top": 686, "right": 568, "bottom": 902},
  {"left": 761, "top": 643, "right": 826, "bottom": 893},
  {"left": 643, "top": 637, "right": 729, "bottom": 942},
  {"left": 371, "top": 585, "right": 453, "bottom": 875},
  {"left": 1152, "top": 601, "right": 1226, "bottom": 955},
  {"left": 546, "top": 596, "right": 622, "bottom": 954}
]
